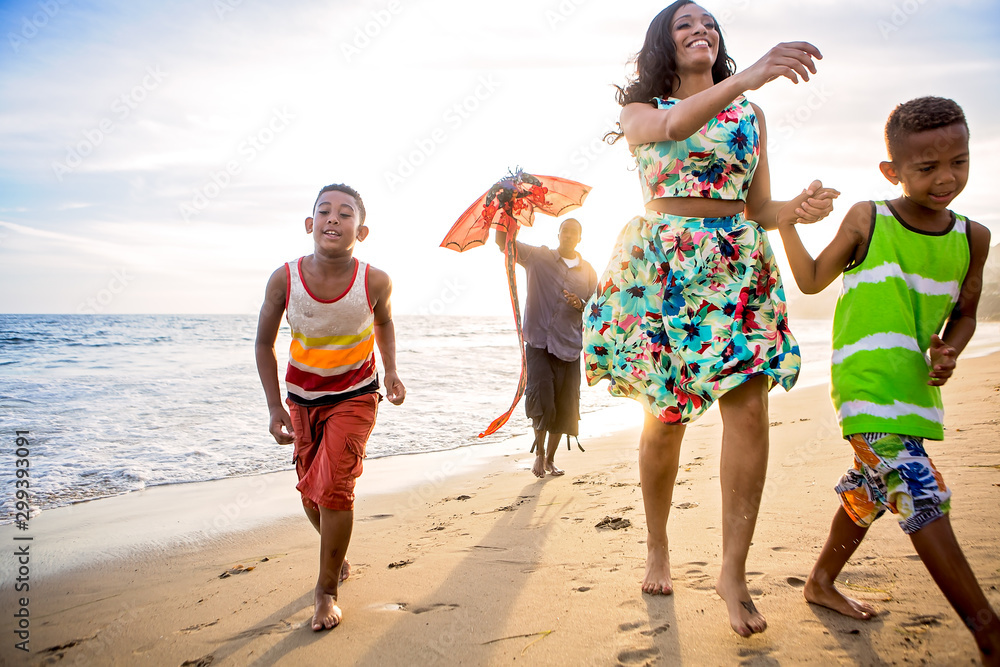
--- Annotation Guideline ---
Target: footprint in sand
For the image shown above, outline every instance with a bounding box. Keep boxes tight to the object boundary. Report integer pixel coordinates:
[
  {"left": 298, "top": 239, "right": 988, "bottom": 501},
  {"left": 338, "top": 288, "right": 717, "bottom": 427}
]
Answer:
[
  {"left": 230, "top": 621, "right": 293, "bottom": 640},
  {"left": 618, "top": 620, "right": 645, "bottom": 632},
  {"left": 617, "top": 647, "right": 660, "bottom": 664},
  {"left": 900, "top": 614, "right": 945, "bottom": 628},
  {"left": 410, "top": 603, "right": 460, "bottom": 615},
  {"left": 787, "top": 576, "right": 806, "bottom": 588},
  {"left": 640, "top": 623, "right": 670, "bottom": 637},
  {"left": 180, "top": 656, "right": 215, "bottom": 667},
  {"left": 178, "top": 620, "right": 220, "bottom": 634},
  {"left": 737, "top": 646, "right": 774, "bottom": 659}
]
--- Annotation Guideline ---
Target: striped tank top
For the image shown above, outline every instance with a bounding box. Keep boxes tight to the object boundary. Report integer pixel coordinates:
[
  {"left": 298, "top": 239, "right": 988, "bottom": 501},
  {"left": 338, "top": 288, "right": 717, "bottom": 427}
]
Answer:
[
  {"left": 831, "top": 201, "right": 970, "bottom": 440},
  {"left": 284, "top": 257, "right": 379, "bottom": 406}
]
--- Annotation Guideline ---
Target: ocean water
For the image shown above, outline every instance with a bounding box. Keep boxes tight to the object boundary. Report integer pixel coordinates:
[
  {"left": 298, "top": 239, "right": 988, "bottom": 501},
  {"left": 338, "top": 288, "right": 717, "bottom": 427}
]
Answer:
[{"left": 2, "top": 314, "right": 999, "bottom": 521}]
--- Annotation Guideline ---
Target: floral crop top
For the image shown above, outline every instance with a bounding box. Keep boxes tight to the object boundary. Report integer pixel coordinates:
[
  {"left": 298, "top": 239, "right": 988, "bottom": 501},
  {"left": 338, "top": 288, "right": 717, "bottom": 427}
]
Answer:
[{"left": 635, "top": 94, "right": 760, "bottom": 203}]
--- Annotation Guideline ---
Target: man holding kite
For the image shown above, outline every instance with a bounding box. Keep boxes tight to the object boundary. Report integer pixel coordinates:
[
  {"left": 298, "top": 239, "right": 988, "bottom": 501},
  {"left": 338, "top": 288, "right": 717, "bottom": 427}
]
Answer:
[{"left": 496, "top": 218, "right": 596, "bottom": 477}]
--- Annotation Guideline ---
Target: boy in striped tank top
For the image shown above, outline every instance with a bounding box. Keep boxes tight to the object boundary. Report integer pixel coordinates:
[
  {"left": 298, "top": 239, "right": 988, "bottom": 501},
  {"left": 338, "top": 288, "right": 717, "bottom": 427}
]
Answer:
[
  {"left": 778, "top": 97, "right": 998, "bottom": 663},
  {"left": 255, "top": 183, "right": 406, "bottom": 631}
]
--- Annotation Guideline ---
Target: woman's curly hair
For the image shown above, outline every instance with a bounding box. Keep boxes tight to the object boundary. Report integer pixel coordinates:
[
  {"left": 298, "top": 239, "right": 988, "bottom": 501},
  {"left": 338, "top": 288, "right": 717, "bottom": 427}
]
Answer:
[{"left": 606, "top": 1, "right": 736, "bottom": 144}]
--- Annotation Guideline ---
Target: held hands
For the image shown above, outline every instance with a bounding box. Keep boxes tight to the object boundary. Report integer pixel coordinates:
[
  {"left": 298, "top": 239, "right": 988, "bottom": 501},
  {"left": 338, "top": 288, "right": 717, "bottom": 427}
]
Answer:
[
  {"left": 927, "top": 334, "right": 957, "bottom": 386},
  {"left": 563, "top": 290, "right": 584, "bottom": 311},
  {"left": 780, "top": 180, "right": 841, "bottom": 227},
  {"left": 384, "top": 370, "right": 406, "bottom": 405},
  {"left": 269, "top": 407, "right": 295, "bottom": 445},
  {"left": 740, "top": 42, "right": 822, "bottom": 91}
]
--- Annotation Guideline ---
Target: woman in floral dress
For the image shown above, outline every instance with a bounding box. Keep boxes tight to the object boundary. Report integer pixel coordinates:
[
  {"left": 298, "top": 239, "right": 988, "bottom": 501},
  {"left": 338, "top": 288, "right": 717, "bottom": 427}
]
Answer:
[{"left": 584, "top": 1, "right": 838, "bottom": 636}]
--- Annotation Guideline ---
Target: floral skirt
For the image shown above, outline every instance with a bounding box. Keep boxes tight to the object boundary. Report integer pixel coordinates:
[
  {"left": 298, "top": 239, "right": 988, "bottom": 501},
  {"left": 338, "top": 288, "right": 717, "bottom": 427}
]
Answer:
[{"left": 583, "top": 211, "right": 800, "bottom": 424}]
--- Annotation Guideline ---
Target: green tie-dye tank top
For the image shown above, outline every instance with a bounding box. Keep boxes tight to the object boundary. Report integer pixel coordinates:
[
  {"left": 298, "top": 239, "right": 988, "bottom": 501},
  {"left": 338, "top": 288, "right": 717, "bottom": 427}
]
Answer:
[{"left": 831, "top": 201, "right": 971, "bottom": 440}]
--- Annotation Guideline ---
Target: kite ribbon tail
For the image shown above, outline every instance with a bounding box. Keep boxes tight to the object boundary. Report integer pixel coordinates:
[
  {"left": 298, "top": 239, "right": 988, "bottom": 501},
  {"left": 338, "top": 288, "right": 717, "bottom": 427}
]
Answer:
[{"left": 478, "top": 230, "right": 527, "bottom": 438}]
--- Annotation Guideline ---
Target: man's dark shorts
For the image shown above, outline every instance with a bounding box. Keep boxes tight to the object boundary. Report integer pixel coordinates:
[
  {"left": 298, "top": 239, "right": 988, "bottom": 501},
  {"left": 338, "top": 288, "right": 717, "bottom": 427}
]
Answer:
[{"left": 525, "top": 344, "right": 581, "bottom": 436}]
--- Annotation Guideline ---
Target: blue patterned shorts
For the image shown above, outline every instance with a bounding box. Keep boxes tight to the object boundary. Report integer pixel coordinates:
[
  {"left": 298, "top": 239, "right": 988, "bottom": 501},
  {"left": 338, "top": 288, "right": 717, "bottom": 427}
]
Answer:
[{"left": 836, "top": 432, "right": 951, "bottom": 534}]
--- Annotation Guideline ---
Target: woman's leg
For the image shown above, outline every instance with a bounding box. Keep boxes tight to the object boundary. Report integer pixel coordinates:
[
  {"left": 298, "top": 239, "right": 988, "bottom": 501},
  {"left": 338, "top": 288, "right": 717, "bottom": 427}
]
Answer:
[
  {"left": 716, "top": 375, "right": 770, "bottom": 636},
  {"left": 638, "top": 411, "right": 686, "bottom": 594}
]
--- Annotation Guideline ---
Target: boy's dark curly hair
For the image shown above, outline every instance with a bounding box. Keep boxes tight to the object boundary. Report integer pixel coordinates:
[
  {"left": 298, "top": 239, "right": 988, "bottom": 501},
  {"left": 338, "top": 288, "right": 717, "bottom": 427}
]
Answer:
[
  {"left": 885, "top": 97, "right": 968, "bottom": 161},
  {"left": 313, "top": 183, "right": 366, "bottom": 223},
  {"left": 606, "top": 1, "right": 736, "bottom": 144}
]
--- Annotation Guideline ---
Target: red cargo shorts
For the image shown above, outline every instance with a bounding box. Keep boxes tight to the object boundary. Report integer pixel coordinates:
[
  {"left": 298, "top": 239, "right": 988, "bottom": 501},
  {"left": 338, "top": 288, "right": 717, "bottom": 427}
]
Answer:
[{"left": 286, "top": 393, "right": 379, "bottom": 511}]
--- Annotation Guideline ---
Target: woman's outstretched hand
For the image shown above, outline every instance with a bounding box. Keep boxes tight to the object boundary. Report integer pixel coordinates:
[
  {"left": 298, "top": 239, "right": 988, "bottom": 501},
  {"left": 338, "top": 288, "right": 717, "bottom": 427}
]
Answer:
[
  {"left": 739, "top": 42, "right": 822, "bottom": 90},
  {"left": 779, "top": 180, "right": 840, "bottom": 227}
]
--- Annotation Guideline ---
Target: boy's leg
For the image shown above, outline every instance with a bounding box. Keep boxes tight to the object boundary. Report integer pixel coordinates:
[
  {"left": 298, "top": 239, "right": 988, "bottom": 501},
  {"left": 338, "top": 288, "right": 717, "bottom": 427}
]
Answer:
[
  {"left": 313, "top": 506, "right": 353, "bottom": 631},
  {"left": 910, "top": 515, "right": 1000, "bottom": 663},
  {"left": 303, "top": 501, "right": 351, "bottom": 582},
  {"left": 716, "top": 375, "right": 769, "bottom": 637},
  {"left": 805, "top": 506, "right": 877, "bottom": 619},
  {"left": 544, "top": 431, "right": 564, "bottom": 476},
  {"left": 638, "top": 411, "right": 685, "bottom": 595}
]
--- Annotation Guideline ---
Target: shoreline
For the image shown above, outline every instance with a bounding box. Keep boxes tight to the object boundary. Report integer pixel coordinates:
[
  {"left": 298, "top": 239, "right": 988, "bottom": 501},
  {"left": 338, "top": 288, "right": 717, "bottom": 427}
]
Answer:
[{"left": 0, "top": 401, "right": 647, "bottom": 579}]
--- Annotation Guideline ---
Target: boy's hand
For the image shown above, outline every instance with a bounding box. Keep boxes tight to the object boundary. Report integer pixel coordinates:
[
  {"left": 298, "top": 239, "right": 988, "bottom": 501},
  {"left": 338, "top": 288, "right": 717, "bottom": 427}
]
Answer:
[
  {"left": 384, "top": 370, "right": 406, "bottom": 405},
  {"left": 269, "top": 407, "right": 295, "bottom": 444},
  {"left": 782, "top": 180, "right": 840, "bottom": 227},
  {"left": 927, "top": 334, "right": 957, "bottom": 386}
]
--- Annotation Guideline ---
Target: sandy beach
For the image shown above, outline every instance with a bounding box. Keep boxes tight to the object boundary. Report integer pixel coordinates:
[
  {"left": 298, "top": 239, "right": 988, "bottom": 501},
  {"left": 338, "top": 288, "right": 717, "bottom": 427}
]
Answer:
[{"left": 3, "top": 354, "right": 999, "bottom": 666}]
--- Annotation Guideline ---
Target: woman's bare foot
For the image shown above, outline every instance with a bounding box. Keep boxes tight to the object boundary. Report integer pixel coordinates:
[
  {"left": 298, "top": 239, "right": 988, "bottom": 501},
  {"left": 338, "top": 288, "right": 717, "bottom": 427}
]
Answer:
[
  {"left": 340, "top": 559, "right": 351, "bottom": 583},
  {"left": 545, "top": 460, "right": 564, "bottom": 476},
  {"left": 312, "top": 586, "right": 342, "bottom": 631},
  {"left": 531, "top": 455, "right": 546, "bottom": 478},
  {"left": 716, "top": 577, "right": 766, "bottom": 637},
  {"left": 804, "top": 576, "right": 876, "bottom": 619},
  {"left": 642, "top": 542, "right": 673, "bottom": 595}
]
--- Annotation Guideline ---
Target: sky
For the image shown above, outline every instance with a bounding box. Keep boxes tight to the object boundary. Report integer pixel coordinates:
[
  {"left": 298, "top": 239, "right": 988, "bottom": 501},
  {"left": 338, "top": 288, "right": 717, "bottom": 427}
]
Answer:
[{"left": 1, "top": 0, "right": 998, "bottom": 317}]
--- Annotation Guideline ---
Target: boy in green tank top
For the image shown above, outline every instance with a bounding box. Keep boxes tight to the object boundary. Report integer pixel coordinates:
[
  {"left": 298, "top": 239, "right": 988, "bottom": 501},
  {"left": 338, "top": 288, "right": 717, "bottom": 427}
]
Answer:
[{"left": 778, "top": 97, "right": 998, "bottom": 664}]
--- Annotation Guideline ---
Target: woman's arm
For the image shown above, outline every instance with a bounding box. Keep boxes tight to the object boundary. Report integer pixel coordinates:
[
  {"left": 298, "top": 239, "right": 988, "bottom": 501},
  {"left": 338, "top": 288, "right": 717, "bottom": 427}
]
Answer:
[{"left": 622, "top": 42, "right": 822, "bottom": 146}]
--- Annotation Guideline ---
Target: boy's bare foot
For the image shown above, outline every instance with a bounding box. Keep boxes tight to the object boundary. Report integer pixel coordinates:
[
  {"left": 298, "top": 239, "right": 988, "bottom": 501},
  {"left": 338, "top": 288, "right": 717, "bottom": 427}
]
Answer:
[
  {"left": 716, "top": 577, "right": 767, "bottom": 637},
  {"left": 545, "top": 461, "right": 564, "bottom": 476},
  {"left": 531, "top": 455, "right": 546, "bottom": 478},
  {"left": 340, "top": 559, "right": 351, "bottom": 583},
  {"left": 803, "top": 576, "right": 876, "bottom": 620},
  {"left": 312, "top": 586, "right": 342, "bottom": 631},
  {"left": 642, "top": 542, "right": 673, "bottom": 595}
]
